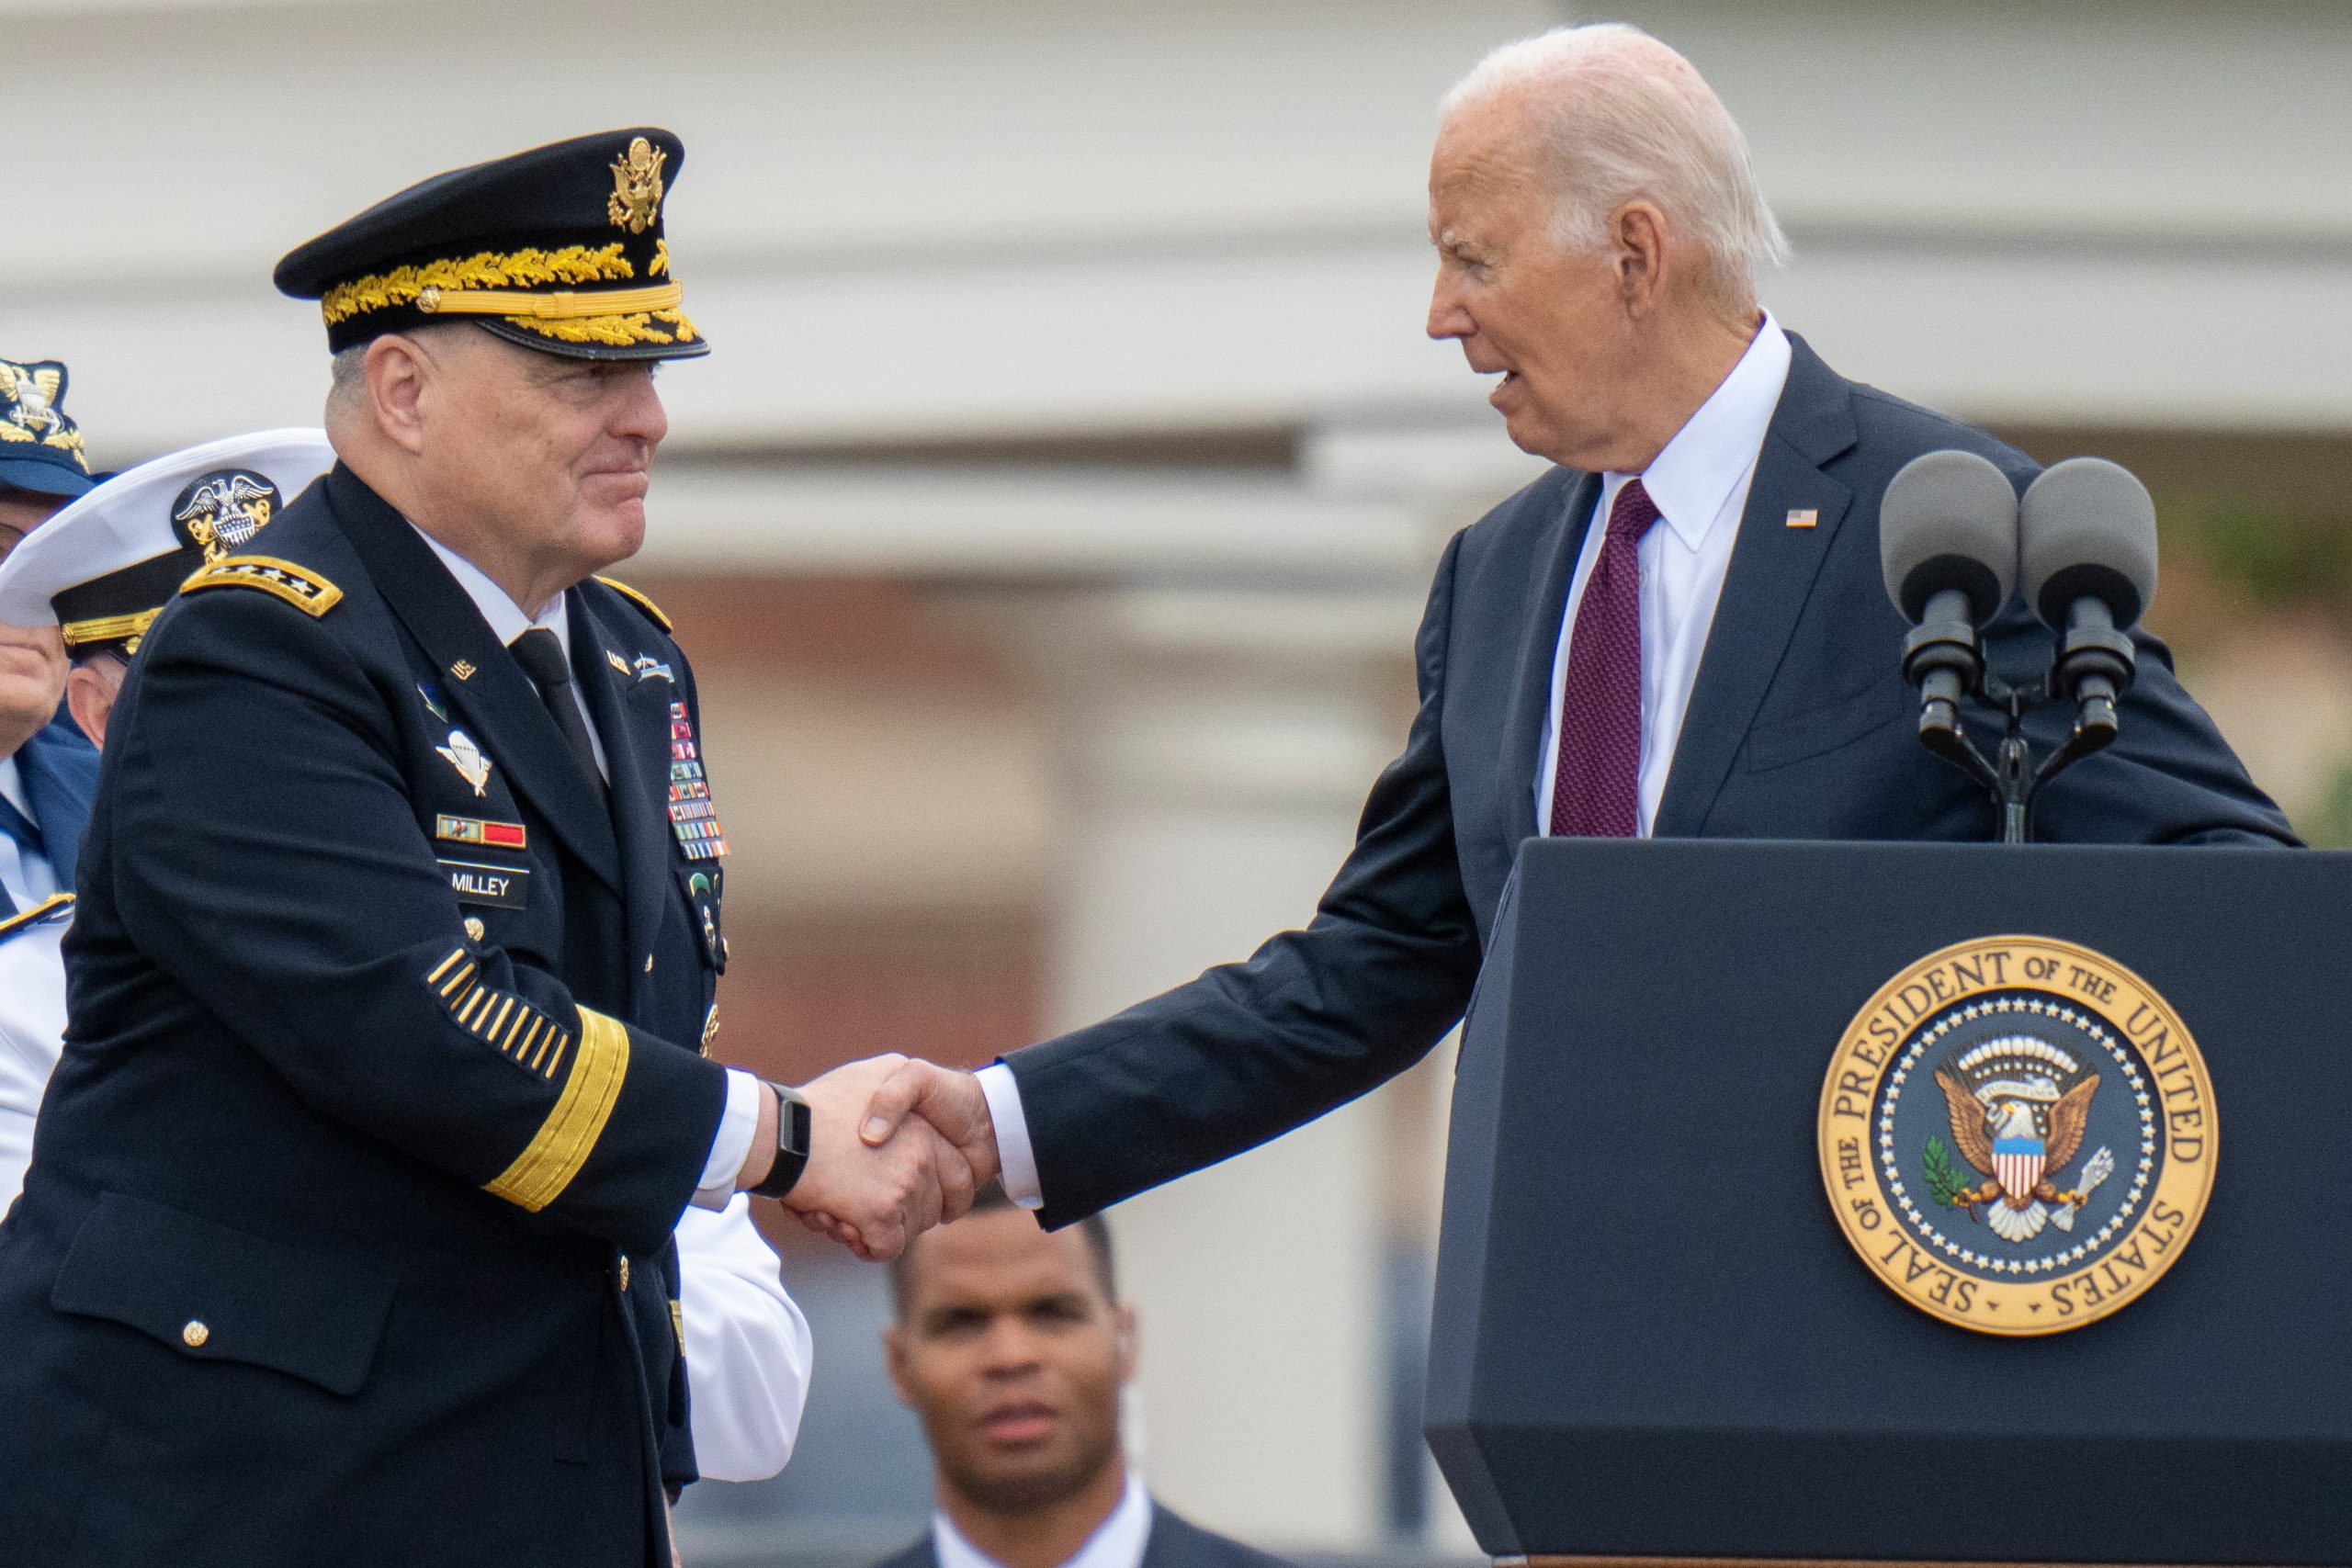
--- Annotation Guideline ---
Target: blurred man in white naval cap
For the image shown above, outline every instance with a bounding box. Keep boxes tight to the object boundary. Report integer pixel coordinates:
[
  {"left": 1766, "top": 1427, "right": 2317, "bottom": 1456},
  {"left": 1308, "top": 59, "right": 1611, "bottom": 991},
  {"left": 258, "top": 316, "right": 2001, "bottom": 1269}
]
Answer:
[{"left": 0, "top": 355, "right": 104, "bottom": 1207}]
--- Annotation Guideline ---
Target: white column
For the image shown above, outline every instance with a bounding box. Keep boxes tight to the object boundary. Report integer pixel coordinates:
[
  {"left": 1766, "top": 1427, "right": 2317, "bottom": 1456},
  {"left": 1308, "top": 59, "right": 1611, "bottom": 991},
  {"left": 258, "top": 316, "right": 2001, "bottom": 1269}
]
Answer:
[{"left": 1025, "top": 587, "right": 1420, "bottom": 1549}]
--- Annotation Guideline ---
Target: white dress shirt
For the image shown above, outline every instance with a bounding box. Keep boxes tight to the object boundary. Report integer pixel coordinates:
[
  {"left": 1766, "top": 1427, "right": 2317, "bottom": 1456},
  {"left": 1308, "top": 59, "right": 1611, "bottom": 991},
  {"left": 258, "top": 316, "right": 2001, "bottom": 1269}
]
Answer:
[
  {"left": 413, "top": 528, "right": 806, "bottom": 1476},
  {"left": 1533, "top": 312, "right": 1792, "bottom": 837},
  {"left": 979, "top": 314, "right": 1793, "bottom": 1210},
  {"left": 0, "top": 908, "right": 70, "bottom": 1205},
  {"left": 0, "top": 756, "right": 58, "bottom": 911},
  {"left": 933, "top": 1472, "right": 1152, "bottom": 1568}
]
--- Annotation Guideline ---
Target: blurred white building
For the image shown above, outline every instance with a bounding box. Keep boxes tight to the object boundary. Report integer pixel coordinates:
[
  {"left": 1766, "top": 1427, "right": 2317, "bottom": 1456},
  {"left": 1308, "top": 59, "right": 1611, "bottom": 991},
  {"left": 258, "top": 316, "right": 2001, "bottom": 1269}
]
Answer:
[{"left": 12, "top": 0, "right": 2352, "bottom": 1556}]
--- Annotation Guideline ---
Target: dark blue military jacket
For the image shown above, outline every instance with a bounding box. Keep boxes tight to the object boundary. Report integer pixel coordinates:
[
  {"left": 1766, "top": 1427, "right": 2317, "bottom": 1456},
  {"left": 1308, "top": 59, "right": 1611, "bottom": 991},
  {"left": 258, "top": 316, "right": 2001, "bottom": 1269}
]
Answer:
[{"left": 0, "top": 465, "right": 733, "bottom": 1567}]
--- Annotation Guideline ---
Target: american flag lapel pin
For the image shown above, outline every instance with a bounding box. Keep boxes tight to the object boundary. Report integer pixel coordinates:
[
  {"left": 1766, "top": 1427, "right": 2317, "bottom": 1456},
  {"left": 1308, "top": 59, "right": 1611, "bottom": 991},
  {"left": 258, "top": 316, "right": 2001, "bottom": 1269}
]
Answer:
[{"left": 1785, "top": 509, "right": 1818, "bottom": 529}]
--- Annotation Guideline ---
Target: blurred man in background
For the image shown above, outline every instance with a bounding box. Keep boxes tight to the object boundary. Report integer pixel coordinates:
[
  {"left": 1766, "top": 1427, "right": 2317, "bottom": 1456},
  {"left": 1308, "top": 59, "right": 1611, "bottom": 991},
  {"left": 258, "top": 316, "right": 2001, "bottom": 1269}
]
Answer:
[
  {"left": 0, "top": 355, "right": 100, "bottom": 1204},
  {"left": 880, "top": 1189, "right": 1287, "bottom": 1568}
]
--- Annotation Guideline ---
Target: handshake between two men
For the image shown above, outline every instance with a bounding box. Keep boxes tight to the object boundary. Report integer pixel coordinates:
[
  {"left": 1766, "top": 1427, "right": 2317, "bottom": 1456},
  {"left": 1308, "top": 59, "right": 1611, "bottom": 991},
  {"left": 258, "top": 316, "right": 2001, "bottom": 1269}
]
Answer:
[{"left": 748, "top": 1055, "right": 1001, "bottom": 1261}]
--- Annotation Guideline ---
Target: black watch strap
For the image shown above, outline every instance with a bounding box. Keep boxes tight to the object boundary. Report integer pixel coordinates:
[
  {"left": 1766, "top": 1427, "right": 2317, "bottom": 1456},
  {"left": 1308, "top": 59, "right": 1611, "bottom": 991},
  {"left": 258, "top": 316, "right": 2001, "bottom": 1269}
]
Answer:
[{"left": 749, "top": 1082, "right": 812, "bottom": 1201}]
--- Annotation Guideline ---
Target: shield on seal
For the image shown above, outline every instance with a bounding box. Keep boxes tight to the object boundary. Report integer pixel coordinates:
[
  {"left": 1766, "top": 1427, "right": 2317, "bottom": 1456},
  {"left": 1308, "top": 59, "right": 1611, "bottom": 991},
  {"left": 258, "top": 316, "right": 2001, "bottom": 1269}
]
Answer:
[{"left": 1993, "top": 1136, "right": 2045, "bottom": 1205}]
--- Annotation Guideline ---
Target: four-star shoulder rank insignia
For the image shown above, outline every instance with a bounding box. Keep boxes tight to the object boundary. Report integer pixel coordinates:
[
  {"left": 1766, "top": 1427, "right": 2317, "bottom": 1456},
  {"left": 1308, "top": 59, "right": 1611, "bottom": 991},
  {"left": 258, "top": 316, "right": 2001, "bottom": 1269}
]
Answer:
[
  {"left": 435, "top": 728, "right": 493, "bottom": 796},
  {"left": 179, "top": 555, "right": 342, "bottom": 616}
]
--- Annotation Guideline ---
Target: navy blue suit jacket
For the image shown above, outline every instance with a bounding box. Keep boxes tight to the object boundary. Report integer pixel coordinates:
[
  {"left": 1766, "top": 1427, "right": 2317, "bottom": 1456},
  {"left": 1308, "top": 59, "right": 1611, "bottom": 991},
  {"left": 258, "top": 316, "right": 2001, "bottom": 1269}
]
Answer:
[
  {"left": 872, "top": 1501, "right": 1290, "bottom": 1568},
  {"left": 1006, "top": 334, "right": 2293, "bottom": 1228}
]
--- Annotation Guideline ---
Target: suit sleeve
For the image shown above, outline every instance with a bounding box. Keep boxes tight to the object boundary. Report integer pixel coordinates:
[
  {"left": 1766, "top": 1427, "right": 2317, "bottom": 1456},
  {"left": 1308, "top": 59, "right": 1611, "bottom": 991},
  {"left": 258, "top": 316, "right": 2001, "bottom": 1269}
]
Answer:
[
  {"left": 107, "top": 588, "right": 728, "bottom": 1256},
  {"left": 1988, "top": 611, "right": 2300, "bottom": 847},
  {"left": 1005, "top": 532, "right": 1486, "bottom": 1226}
]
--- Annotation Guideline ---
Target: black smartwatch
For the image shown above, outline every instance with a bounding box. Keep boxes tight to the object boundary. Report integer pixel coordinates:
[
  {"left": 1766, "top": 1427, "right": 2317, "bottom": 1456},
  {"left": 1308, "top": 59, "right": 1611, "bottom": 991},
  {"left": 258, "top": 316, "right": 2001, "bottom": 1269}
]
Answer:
[{"left": 749, "top": 1081, "right": 812, "bottom": 1201}]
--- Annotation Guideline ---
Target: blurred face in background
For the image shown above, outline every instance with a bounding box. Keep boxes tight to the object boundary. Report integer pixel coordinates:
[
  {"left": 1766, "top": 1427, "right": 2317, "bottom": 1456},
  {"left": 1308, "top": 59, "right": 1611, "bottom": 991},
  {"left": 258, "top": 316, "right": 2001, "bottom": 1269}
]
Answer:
[
  {"left": 888, "top": 1206, "right": 1135, "bottom": 1513},
  {"left": 0, "top": 491, "right": 69, "bottom": 758}
]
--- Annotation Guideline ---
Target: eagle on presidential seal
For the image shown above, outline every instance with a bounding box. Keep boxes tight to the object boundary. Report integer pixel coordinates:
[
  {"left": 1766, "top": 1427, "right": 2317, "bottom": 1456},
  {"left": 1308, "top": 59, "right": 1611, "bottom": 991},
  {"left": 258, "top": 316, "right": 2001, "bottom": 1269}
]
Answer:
[{"left": 1930, "top": 1035, "right": 2117, "bottom": 1244}]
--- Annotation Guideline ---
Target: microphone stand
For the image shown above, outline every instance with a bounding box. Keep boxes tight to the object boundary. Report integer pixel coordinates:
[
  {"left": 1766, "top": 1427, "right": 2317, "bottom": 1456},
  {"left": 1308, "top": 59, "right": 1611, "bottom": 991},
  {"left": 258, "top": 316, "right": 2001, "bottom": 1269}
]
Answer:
[{"left": 1904, "top": 592, "right": 2132, "bottom": 844}]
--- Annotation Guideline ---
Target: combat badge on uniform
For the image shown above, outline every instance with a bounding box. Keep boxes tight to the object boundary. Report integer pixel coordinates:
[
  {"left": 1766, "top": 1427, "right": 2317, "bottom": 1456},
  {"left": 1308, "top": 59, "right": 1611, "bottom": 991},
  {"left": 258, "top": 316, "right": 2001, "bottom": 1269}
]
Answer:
[
  {"left": 1818, "top": 935, "right": 2215, "bottom": 1336},
  {"left": 666, "top": 701, "right": 727, "bottom": 861},
  {"left": 435, "top": 728, "right": 493, "bottom": 796}
]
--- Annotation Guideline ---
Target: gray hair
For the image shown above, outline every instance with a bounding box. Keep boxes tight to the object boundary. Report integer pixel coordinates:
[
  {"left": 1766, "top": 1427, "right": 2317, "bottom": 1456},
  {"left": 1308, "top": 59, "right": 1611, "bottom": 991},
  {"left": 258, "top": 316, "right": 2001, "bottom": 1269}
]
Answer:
[
  {"left": 325, "top": 344, "right": 368, "bottom": 422},
  {"left": 1442, "top": 23, "right": 1789, "bottom": 309}
]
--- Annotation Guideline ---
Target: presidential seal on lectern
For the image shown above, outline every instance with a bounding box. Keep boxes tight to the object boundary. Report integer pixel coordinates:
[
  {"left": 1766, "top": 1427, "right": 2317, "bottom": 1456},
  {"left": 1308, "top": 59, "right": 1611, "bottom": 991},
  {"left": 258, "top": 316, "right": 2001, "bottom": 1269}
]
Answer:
[{"left": 1820, "top": 935, "right": 2215, "bottom": 1336}]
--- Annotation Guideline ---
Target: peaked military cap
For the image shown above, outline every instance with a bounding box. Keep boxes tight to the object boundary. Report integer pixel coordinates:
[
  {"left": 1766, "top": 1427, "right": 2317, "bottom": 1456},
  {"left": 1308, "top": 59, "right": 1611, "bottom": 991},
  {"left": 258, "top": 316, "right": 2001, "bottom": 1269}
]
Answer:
[
  {"left": 0, "top": 428, "right": 335, "bottom": 659},
  {"left": 0, "top": 357, "right": 96, "bottom": 501},
  {"left": 274, "top": 129, "right": 706, "bottom": 362}
]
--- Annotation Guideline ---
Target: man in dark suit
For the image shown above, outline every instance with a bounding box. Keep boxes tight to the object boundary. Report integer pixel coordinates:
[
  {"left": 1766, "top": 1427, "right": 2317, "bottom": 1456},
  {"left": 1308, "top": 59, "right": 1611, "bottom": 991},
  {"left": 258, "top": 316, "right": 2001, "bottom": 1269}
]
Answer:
[
  {"left": 877, "top": 1188, "right": 1289, "bottom": 1568},
  {"left": 830, "top": 23, "right": 2292, "bottom": 1237},
  {"left": 0, "top": 132, "right": 966, "bottom": 1568}
]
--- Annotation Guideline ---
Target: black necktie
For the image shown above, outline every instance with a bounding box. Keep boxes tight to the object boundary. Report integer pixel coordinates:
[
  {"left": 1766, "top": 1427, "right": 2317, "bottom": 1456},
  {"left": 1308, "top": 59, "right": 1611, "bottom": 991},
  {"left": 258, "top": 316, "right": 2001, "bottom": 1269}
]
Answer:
[{"left": 507, "top": 628, "right": 603, "bottom": 792}]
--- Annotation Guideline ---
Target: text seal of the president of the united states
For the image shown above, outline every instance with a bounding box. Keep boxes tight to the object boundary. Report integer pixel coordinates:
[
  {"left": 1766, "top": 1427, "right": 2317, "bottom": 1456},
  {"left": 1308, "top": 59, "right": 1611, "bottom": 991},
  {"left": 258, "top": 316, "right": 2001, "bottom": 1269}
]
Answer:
[{"left": 1818, "top": 935, "right": 2215, "bottom": 1336}]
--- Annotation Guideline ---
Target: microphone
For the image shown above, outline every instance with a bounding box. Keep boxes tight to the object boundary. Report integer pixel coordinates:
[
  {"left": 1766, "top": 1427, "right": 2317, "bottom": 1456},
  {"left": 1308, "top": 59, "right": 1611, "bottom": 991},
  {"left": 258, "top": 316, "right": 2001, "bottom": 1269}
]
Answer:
[
  {"left": 2019, "top": 457, "right": 2157, "bottom": 739},
  {"left": 1880, "top": 449, "right": 2020, "bottom": 739}
]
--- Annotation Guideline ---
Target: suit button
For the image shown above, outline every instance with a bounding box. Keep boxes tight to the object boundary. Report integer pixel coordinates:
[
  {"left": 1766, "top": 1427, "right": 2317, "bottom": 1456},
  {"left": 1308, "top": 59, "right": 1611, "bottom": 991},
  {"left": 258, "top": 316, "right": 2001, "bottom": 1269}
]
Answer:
[
  {"left": 182, "top": 1320, "right": 209, "bottom": 1348},
  {"left": 617, "top": 1258, "right": 630, "bottom": 1291},
  {"left": 643, "top": 954, "right": 654, "bottom": 974}
]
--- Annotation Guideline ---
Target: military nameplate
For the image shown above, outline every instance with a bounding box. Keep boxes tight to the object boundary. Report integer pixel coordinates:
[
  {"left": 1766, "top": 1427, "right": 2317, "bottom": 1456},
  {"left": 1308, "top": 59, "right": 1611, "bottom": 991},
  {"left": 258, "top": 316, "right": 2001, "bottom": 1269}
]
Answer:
[
  {"left": 438, "top": 858, "right": 528, "bottom": 909},
  {"left": 1817, "top": 935, "right": 2215, "bottom": 1337}
]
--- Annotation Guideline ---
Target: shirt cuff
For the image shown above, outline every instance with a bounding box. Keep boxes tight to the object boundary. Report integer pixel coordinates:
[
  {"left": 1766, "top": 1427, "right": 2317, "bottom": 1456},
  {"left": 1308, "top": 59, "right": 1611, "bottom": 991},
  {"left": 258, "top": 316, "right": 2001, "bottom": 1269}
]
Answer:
[
  {"left": 975, "top": 1061, "right": 1042, "bottom": 1210},
  {"left": 692, "top": 1068, "right": 763, "bottom": 1212}
]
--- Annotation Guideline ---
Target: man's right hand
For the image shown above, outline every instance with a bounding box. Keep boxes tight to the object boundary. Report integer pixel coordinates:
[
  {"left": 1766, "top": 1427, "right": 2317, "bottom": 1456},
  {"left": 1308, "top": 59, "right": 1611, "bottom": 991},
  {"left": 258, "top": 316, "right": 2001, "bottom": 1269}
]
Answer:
[{"left": 766, "top": 1055, "right": 978, "bottom": 1261}]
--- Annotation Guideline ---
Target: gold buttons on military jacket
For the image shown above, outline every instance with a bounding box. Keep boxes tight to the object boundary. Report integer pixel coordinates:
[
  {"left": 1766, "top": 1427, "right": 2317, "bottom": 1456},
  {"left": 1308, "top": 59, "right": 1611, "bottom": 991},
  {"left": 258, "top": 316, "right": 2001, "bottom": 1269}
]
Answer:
[
  {"left": 617, "top": 1257, "right": 630, "bottom": 1291},
  {"left": 464, "top": 917, "right": 485, "bottom": 942},
  {"left": 643, "top": 954, "right": 654, "bottom": 974},
  {"left": 182, "top": 1320, "right": 209, "bottom": 1348}
]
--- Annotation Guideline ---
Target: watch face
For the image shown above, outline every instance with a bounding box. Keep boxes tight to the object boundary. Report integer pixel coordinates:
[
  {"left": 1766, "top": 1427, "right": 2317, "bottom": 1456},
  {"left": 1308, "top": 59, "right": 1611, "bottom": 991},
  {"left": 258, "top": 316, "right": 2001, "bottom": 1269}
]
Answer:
[{"left": 785, "top": 1096, "right": 813, "bottom": 1158}]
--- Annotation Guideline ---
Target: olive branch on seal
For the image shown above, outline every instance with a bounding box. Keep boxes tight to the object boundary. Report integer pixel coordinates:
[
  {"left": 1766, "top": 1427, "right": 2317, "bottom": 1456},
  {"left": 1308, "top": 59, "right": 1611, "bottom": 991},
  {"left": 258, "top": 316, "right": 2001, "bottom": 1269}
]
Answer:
[{"left": 1922, "top": 1134, "right": 1974, "bottom": 1208}]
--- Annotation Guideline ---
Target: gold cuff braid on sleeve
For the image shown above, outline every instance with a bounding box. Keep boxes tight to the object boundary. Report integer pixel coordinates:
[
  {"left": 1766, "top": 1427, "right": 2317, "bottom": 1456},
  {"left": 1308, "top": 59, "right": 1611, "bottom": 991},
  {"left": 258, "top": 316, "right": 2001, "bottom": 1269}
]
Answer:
[{"left": 483, "top": 1005, "right": 631, "bottom": 1212}]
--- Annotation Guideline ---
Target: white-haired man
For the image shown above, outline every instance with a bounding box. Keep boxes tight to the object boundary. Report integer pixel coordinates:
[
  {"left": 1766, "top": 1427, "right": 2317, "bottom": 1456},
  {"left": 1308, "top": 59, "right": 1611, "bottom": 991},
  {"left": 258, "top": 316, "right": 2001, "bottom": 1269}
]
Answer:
[{"left": 821, "top": 26, "right": 2288, "bottom": 1243}]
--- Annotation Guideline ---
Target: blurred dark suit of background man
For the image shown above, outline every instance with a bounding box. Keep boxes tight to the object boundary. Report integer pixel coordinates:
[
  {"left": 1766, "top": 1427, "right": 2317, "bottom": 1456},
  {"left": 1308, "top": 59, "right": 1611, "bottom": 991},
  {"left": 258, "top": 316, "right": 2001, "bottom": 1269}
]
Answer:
[
  {"left": 876, "top": 1189, "right": 1291, "bottom": 1568},
  {"left": 831, "top": 22, "right": 2293, "bottom": 1240}
]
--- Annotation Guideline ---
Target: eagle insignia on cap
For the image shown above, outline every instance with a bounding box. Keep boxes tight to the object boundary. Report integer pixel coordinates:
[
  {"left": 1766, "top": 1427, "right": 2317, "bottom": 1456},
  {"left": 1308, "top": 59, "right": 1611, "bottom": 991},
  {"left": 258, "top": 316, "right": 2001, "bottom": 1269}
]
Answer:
[
  {"left": 607, "top": 137, "right": 666, "bottom": 235},
  {"left": 172, "top": 469, "right": 283, "bottom": 564},
  {"left": 0, "top": 361, "right": 86, "bottom": 466}
]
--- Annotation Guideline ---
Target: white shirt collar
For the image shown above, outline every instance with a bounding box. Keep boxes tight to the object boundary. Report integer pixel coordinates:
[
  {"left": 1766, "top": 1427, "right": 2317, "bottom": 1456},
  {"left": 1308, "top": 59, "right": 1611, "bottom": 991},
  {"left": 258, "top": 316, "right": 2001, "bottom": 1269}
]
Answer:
[
  {"left": 407, "top": 524, "right": 569, "bottom": 656},
  {"left": 0, "top": 756, "right": 28, "bottom": 823},
  {"left": 1610, "top": 310, "right": 1792, "bottom": 552},
  {"left": 932, "top": 1472, "right": 1152, "bottom": 1568}
]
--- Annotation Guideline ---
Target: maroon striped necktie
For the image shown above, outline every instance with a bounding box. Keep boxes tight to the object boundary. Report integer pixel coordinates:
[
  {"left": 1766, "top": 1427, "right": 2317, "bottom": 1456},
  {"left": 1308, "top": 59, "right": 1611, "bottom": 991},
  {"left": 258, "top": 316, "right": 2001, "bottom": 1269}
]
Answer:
[{"left": 1549, "top": 477, "right": 1661, "bottom": 838}]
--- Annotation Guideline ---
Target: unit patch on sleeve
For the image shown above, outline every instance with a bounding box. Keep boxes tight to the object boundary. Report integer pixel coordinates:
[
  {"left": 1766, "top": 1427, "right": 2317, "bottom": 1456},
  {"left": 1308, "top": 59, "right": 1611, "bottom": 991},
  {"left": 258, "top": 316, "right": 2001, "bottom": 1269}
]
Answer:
[{"left": 667, "top": 701, "right": 728, "bottom": 861}]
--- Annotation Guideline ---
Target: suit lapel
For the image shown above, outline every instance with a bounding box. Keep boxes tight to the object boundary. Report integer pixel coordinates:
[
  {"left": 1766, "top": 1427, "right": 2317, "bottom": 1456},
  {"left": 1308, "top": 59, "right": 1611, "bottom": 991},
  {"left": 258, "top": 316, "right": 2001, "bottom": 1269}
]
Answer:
[
  {"left": 1498, "top": 468, "right": 1601, "bottom": 845},
  {"left": 323, "top": 467, "right": 624, "bottom": 893},
  {"left": 1653, "top": 334, "right": 1860, "bottom": 836},
  {"left": 571, "top": 591, "right": 673, "bottom": 1014}
]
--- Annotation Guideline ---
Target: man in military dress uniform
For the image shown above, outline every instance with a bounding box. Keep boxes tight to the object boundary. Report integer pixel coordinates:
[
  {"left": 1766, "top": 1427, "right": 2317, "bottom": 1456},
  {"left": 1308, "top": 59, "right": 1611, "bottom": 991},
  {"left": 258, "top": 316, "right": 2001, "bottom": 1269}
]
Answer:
[
  {"left": 0, "top": 132, "right": 969, "bottom": 1567},
  {"left": 0, "top": 355, "right": 101, "bottom": 1205}
]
